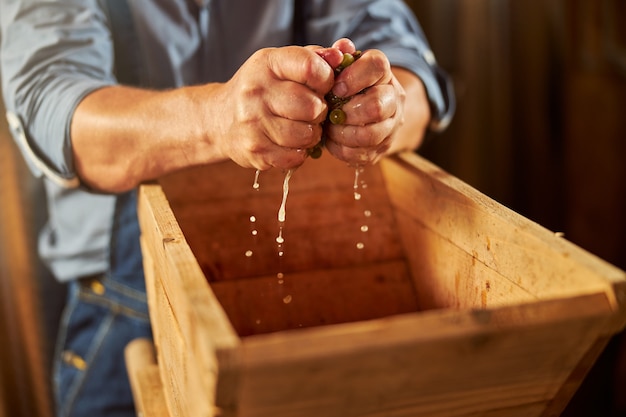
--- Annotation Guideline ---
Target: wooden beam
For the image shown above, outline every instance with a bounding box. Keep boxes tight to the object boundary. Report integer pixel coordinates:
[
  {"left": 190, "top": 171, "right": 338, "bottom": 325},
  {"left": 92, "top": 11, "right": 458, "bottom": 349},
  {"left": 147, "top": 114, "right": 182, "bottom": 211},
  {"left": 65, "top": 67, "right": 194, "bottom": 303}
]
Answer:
[{"left": 0, "top": 95, "right": 53, "bottom": 417}]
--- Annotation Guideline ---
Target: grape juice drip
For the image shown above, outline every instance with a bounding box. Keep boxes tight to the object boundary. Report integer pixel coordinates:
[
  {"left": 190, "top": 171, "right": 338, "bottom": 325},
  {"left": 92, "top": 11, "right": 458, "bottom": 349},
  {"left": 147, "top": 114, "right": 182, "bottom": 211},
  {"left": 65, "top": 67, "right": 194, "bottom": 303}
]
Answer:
[
  {"left": 252, "top": 169, "right": 261, "bottom": 190},
  {"left": 277, "top": 169, "right": 294, "bottom": 224},
  {"left": 353, "top": 165, "right": 371, "bottom": 250},
  {"left": 242, "top": 46, "right": 371, "bottom": 317}
]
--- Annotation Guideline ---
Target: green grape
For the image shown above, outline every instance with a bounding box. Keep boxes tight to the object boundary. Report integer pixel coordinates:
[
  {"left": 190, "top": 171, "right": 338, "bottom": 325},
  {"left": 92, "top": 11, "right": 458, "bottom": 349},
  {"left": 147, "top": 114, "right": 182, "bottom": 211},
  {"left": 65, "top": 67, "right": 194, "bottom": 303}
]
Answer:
[
  {"left": 317, "top": 46, "right": 362, "bottom": 153},
  {"left": 329, "top": 108, "right": 346, "bottom": 125},
  {"left": 340, "top": 53, "right": 355, "bottom": 69},
  {"left": 326, "top": 93, "right": 344, "bottom": 108},
  {"left": 308, "top": 144, "right": 323, "bottom": 159}
]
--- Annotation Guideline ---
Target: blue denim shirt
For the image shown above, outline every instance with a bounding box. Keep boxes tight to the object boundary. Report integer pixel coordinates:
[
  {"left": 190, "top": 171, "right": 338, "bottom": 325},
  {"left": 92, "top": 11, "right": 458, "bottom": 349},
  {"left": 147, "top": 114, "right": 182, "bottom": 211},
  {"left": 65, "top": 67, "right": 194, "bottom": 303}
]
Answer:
[{"left": 0, "top": 0, "right": 454, "bottom": 281}]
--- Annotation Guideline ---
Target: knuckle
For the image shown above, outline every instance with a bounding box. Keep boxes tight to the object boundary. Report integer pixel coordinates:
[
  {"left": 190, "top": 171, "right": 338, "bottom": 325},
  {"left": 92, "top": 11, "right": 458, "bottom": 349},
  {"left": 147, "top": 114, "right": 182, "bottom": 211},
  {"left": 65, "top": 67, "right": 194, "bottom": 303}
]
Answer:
[
  {"left": 304, "top": 97, "right": 326, "bottom": 122},
  {"left": 240, "top": 79, "right": 265, "bottom": 101},
  {"left": 351, "top": 125, "right": 375, "bottom": 147},
  {"left": 368, "top": 50, "right": 390, "bottom": 76},
  {"left": 299, "top": 123, "right": 320, "bottom": 146},
  {"left": 366, "top": 96, "right": 386, "bottom": 120}
]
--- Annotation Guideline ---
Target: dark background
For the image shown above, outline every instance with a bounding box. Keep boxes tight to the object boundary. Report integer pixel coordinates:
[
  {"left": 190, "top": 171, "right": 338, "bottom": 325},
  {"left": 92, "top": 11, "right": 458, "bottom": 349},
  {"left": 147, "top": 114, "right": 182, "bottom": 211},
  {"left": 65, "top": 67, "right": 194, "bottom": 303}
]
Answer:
[{"left": 406, "top": 1, "right": 626, "bottom": 416}]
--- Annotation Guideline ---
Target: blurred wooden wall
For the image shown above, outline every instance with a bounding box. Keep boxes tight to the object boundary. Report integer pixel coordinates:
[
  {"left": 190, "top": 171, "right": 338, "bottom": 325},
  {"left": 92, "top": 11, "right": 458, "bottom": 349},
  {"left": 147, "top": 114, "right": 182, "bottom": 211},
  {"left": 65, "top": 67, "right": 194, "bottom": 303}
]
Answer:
[
  {"left": 407, "top": 0, "right": 626, "bottom": 416},
  {"left": 0, "top": 87, "right": 55, "bottom": 416},
  {"left": 407, "top": 0, "right": 626, "bottom": 275}
]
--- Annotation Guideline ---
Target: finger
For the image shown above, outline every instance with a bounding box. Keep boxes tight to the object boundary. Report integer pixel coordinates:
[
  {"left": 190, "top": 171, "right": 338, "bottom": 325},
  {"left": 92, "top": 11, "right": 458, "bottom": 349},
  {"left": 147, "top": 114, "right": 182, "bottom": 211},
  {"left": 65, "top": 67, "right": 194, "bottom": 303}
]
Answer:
[
  {"left": 267, "top": 46, "right": 334, "bottom": 95},
  {"left": 310, "top": 46, "right": 344, "bottom": 69},
  {"left": 262, "top": 146, "right": 310, "bottom": 170},
  {"left": 265, "top": 80, "right": 328, "bottom": 123},
  {"left": 231, "top": 135, "right": 310, "bottom": 171},
  {"left": 325, "top": 116, "right": 396, "bottom": 148},
  {"left": 324, "top": 138, "right": 388, "bottom": 166},
  {"left": 264, "top": 117, "right": 323, "bottom": 149},
  {"left": 331, "top": 38, "right": 356, "bottom": 54},
  {"left": 332, "top": 49, "right": 392, "bottom": 98},
  {"left": 340, "top": 84, "right": 397, "bottom": 126}
]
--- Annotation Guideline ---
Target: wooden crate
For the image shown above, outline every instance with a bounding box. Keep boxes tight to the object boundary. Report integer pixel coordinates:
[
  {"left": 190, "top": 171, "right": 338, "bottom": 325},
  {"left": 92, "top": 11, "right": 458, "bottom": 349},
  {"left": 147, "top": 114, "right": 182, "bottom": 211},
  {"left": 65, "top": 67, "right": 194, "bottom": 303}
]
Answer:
[{"left": 137, "top": 151, "right": 626, "bottom": 417}]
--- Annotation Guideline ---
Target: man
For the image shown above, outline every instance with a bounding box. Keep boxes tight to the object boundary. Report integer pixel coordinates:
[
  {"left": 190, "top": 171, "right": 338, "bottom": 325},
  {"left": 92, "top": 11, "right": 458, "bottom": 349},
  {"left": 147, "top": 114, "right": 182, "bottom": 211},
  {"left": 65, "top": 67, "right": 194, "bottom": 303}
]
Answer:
[{"left": 0, "top": 1, "right": 454, "bottom": 416}]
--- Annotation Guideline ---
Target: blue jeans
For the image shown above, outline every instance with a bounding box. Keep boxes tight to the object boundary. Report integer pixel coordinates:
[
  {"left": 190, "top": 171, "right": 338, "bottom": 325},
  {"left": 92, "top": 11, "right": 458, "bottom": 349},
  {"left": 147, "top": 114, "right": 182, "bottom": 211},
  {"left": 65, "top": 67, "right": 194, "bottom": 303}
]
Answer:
[{"left": 53, "top": 191, "right": 152, "bottom": 417}]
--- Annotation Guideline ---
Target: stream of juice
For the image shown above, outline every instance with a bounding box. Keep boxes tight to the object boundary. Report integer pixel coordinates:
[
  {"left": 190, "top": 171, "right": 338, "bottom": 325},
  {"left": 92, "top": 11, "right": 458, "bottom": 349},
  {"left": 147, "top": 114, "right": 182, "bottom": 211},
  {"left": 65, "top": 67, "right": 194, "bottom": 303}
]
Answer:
[{"left": 245, "top": 163, "right": 371, "bottom": 316}]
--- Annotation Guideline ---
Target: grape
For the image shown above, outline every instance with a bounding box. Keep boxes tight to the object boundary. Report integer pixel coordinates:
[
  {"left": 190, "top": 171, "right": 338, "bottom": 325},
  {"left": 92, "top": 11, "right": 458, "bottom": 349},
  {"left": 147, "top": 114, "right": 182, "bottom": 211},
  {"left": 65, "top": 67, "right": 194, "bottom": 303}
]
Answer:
[
  {"left": 313, "top": 49, "right": 363, "bottom": 159},
  {"left": 329, "top": 108, "right": 346, "bottom": 125},
  {"left": 335, "top": 50, "right": 362, "bottom": 74},
  {"left": 339, "top": 53, "right": 355, "bottom": 69},
  {"left": 308, "top": 144, "right": 323, "bottom": 159},
  {"left": 326, "top": 93, "right": 345, "bottom": 108}
]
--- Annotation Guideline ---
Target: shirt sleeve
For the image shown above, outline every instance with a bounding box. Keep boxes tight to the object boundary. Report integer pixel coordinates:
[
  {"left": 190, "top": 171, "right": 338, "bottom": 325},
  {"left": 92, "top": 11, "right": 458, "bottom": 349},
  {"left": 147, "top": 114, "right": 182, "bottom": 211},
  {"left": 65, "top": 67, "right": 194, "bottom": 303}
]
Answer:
[
  {"left": 0, "top": 0, "right": 116, "bottom": 185},
  {"left": 306, "top": 0, "right": 455, "bottom": 132}
]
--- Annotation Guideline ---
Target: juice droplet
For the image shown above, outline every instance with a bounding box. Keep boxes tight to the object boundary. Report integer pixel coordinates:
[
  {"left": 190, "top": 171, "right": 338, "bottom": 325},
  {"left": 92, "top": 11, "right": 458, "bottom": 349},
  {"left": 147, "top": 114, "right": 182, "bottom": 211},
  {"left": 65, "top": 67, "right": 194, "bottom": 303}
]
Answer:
[
  {"left": 251, "top": 229, "right": 258, "bottom": 236},
  {"left": 249, "top": 215, "right": 256, "bottom": 223},
  {"left": 277, "top": 169, "right": 294, "bottom": 223},
  {"left": 252, "top": 170, "right": 261, "bottom": 190},
  {"left": 353, "top": 166, "right": 360, "bottom": 200},
  {"left": 276, "top": 225, "right": 285, "bottom": 244},
  {"left": 356, "top": 242, "right": 365, "bottom": 250},
  {"left": 283, "top": 295, "right": 292, "bottom": 304}
]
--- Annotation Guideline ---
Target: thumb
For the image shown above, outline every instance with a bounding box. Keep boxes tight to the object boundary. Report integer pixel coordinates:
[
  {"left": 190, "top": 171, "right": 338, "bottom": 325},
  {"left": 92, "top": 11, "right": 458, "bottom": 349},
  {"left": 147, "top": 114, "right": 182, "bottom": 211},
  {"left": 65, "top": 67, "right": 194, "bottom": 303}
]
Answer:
[{"left": 268, "top": 46, "right": 335, "bottom": 94}]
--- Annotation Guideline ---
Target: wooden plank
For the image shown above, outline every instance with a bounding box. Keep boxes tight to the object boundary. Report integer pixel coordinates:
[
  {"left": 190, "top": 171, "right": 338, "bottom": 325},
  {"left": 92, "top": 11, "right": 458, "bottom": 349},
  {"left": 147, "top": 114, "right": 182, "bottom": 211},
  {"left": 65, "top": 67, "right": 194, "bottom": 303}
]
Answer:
[
  {"left": 160, "top": 150, "right": 376, "bottom": 204},
  {"left": 138, "top": 185, "right": 241, "bottom": 417},
  {"left": 138, "top": 183, "right": 239, "bottom": 348},
  {"left": 160, "top": 152, "right": 406, "bottom": 282},
  {"left": 140, "top": 235, "right": 190, "bottom": 417},
  {"left": 540, "top": 335, "right": 612, "bottom": 417},
  {"left": 393, "top": 209, "right": 537, "bottom": 310},
  {"left": 153, "top": 271, "right": 211, "bottom": 417},
  {"left": 210, "top": 260, "right": 418, "bottom": 336},
  {"left": 124, "top": 338, "right": 170, "bottom": 417},
  {"left": 237, "top": 293, "right": 613, "bottom": 417},
  {"left": 135, "top": 366, "right": 170, "bottom": 417},
  {"left": 167, "top": 185, "right": 404, "bottom": 281},
  {"left": 380, "top": 153, "right": 626, "bottom": 332}
]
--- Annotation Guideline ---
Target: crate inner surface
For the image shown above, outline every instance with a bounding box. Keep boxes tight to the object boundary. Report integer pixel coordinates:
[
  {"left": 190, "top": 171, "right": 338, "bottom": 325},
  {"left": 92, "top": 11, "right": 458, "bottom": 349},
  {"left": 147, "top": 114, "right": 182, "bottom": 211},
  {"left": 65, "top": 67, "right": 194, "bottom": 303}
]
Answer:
[{"left": 157, "top": 153, "right": 608, "bottom": 338}]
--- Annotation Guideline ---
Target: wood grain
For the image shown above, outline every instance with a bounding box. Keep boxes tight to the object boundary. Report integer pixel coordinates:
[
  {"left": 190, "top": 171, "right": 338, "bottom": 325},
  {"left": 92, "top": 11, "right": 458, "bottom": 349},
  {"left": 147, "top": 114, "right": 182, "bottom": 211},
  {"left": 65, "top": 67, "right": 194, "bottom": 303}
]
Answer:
[
  {"left": 124, "top": 338, "right": 170, "bottom": 417},
  {"left": 138, "top": 152, "right": 626, "bottom": 417}
]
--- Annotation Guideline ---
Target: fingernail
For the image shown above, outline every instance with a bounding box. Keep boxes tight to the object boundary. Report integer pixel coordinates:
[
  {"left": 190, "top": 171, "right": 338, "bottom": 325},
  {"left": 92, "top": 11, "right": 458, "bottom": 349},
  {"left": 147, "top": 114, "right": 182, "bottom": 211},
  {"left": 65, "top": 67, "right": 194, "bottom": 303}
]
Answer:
[{"left": 333, "top": 82, "right": 348, "bottom": 97}]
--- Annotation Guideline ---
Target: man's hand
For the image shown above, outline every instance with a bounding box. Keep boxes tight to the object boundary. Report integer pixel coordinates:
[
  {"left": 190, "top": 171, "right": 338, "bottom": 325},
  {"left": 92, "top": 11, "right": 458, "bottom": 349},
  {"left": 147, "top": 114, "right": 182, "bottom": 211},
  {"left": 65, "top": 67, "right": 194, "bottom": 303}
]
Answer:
[
  {"left": 320, "top": 39, "right": 430, "bottom": 166},
  {"left": 70, "top": 39, "right": 428, "bottom": 193},
  {"left": 212, "top": 46, "right": 341, "bottom": 171}
]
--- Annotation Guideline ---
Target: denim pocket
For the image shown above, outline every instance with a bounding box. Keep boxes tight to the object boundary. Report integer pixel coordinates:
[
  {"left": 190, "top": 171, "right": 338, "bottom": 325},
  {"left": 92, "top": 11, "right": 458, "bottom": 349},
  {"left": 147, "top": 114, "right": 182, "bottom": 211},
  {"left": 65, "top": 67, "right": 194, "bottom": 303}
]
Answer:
[{"left": 54, "top": 279, "right": 152, "bottom": 417}]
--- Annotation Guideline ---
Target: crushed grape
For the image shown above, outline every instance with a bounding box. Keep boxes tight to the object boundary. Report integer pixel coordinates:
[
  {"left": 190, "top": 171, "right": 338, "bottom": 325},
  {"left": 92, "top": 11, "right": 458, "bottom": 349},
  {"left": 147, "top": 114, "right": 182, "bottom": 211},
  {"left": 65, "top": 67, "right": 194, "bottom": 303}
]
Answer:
[
  {"left": 308, "top": 143, "right": 323, "bottom": 159},
  {"left": 309, "top": 49, "right": 363, "bottom": 159}
]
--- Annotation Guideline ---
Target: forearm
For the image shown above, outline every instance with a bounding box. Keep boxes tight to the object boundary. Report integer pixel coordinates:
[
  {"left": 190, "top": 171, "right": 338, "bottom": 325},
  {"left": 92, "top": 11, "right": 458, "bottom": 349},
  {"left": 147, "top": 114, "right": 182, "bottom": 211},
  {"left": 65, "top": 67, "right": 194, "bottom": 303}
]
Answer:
[
  {"left": 70, "top": 45, "right": 341, "bottom": 193},
  {"left": 71, "top": 84, "right": 227, "bottom": 192},
  {"left": 387, "top": 66, "right": 431, "bottom": 154}
]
